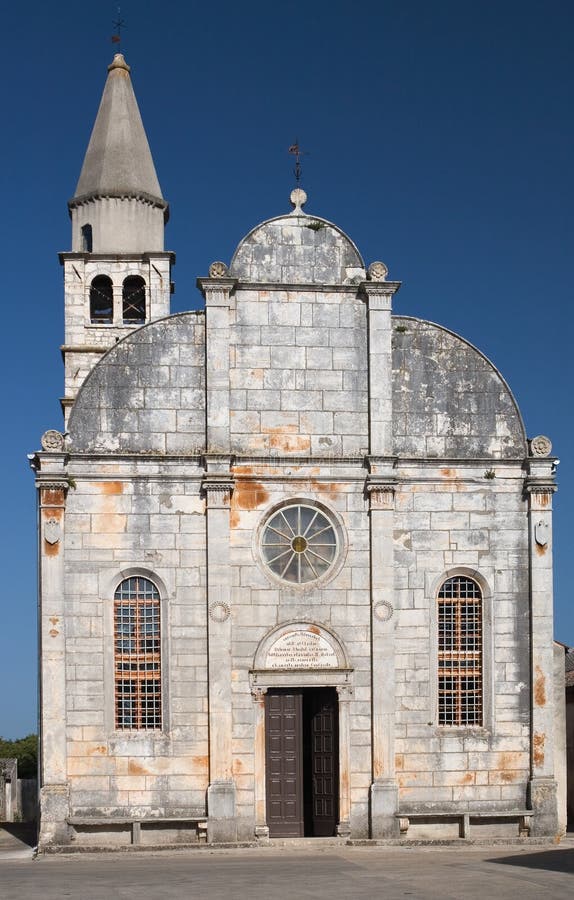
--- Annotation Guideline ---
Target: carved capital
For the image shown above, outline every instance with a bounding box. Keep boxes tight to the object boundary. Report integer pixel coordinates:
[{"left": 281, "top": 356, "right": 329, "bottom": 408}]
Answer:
[
  {"left": 38, "top": 482, "right": 68, "bottom": 507},
  {"left": 202, "top": 477, "right": 234, "bottom": 508},
  {"left": 366, "top": 482, "right": 395, "bottom": 509},
  {"left": 336, "top": 683, "right": 354, "bottom": 700},
  {"left": 251, "top": 686, "right": 268, "bottom": 702}
]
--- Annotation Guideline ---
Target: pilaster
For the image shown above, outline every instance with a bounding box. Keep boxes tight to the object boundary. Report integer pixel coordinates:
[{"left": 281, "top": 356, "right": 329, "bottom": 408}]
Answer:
[
  {"left": 32, "top": 434, "right": 71, "bottom": 846},
  {"left": 251, "top": 686, "right": 269, "bottom": 842},
  {"left": 202, "top": 462, "right": 237, "bottom": 843},
  {"left": 361, "top": 276, "right": 400, "bottom": 456},
  {"left": 524, "top": 448, "right": 559, "bottom": 836},
  {"left": 197, "top": 275, "right": 237, "bottom": 454},
  {"left": 336, "top": 683, "right": 353, "bottom": 837},
  {"left": 366, "top": 474, "right": 399, "bottom": 838}
]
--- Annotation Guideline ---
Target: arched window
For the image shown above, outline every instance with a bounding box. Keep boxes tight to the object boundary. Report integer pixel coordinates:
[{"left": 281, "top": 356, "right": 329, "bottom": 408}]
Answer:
[
  {"left": 81, "top": 224, "right": 93, "bottom": 252},
  {"left": 89, "top": 275, "right": 113, "bottom": 324},
  {"left": 437, "top": 576, "right": 482, "bottom": 726},
  {"left": 122, "top": 276, "right": 146, "bottom": 324},
  {"left": 114, "top": 576, "right": 161, "bottom": 730}
]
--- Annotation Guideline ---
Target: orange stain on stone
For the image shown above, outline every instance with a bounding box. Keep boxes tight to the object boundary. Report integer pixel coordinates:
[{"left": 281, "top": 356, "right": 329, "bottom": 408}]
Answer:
[
  {"left": 535, "top": 543, "right": 547, "bottom": 556},
  {"left": 100, "top": 481, "right": 123, "bottom": 495},
  {"left": 269, "top": 433, "right": 311, "bottom": 453},
  {"left": 533, "top": 732, "right": 545, "bottom": 768},
  {"left": 44, "top": 540, "right": 59, "bottom": 557},
  {"left": 128, "top": 760, "right": 149, "bottom": 776},
  {"left": 310, "top": 480, "right": 341, "bottom": 500},
  {"left": 41, "top": 488, "right": 66, "bottom": 506},
  {"left": 191, "top": 756, "right": 209, "bottom": 773},
  {"left": 534, "top": 665, "right": 546, "bottom": 706}
]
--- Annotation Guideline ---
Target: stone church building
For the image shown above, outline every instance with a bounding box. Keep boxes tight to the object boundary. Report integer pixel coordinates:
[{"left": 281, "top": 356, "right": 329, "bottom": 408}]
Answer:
[{"left": 31, "top": 54, "right": 561, "bottom": 848}]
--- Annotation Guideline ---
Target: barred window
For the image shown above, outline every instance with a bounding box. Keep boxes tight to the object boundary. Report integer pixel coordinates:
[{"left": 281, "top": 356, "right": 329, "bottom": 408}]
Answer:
[
  {"left": 438, "top": 576, "right": 482, "bottom": 726},
  {"left": 114, "top": 577, "right": 161, "bottom": 730}
]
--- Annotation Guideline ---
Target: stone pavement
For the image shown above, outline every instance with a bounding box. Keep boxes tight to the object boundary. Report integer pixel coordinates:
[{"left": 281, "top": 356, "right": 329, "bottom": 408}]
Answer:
[{"left": 1, "top": 838, "right": 573, "bottom": 899}]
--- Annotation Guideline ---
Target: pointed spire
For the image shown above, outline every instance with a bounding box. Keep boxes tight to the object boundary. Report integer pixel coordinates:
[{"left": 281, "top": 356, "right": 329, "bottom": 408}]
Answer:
[{"left": 72, "top": 54, "right": 165, "bottom": 211}]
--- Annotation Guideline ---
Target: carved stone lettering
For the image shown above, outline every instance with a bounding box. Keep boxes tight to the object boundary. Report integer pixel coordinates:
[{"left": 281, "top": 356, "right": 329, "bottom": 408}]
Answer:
[{"left": 265, "top": 630, "right": 338, "bottom": 669}]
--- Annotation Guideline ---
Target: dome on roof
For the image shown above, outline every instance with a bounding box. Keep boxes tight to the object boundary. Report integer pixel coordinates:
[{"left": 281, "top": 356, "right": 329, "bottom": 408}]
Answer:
[{"left": 229, "top": 196, "right": 365, "bottom": 285}]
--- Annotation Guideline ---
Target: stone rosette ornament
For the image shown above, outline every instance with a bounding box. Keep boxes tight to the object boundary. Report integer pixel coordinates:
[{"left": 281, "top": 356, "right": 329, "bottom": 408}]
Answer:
[
  {"left": 209, "top": 261, "right": 229, "bottom": 278},
  {"left": 209, "top": 601, "right": 231, "bottom": 622},
  {"left": 530, "top": 435, "right": 552, "bottom": 458},
  {"left": 41, "top": 429, "right": 65, "bottom": 452},
  {"left": 374, "top": 600, "right": 394, "bottom": 622},
  {"left": 367, "top": 261, "right": 388, "bottom": 282}
]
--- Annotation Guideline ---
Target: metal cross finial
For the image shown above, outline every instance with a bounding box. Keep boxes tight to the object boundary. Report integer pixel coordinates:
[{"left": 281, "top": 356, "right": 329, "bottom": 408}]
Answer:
[
  {"left": 288, "top": 140, "right": 307, "bottom": 186},
  {"left": 112, "top": 8, "right": 126, "bottom": 50}
]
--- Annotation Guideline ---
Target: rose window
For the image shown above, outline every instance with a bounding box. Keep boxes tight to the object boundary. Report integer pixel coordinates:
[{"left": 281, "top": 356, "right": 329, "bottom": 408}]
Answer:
[{"left": 261, "top": 504, "right": 338, "bottom": 584}]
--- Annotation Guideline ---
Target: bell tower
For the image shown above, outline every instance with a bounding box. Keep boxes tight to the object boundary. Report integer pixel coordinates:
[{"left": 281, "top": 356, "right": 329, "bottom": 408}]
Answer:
[{"left": 60, "top": 53, "right": 174, "bottom": 423}]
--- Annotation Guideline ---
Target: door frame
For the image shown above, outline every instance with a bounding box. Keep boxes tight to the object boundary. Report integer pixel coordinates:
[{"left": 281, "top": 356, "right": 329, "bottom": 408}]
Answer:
[{"left": 251, "top": 621, "right": 353, "bottom": 840}]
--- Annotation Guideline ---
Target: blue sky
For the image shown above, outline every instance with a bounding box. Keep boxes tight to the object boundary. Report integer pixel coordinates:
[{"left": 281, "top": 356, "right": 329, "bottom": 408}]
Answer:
[{"left": 1, "top": 1, "right": 572, "bottom": 738}]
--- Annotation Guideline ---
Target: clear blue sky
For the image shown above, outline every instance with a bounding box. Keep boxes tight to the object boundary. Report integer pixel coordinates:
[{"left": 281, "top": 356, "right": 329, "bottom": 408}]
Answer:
[{"left": 1, "top": 1, "right": 572, "bottom": 738}]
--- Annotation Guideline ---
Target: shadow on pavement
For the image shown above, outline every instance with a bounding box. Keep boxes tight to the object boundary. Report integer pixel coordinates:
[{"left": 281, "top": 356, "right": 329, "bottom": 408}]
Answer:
[
  {"left": 0, "top": 823, "right": 37, "bottom": 848},
  {"left": 487, "top": 848, "right": 574, "bottom": 874}
]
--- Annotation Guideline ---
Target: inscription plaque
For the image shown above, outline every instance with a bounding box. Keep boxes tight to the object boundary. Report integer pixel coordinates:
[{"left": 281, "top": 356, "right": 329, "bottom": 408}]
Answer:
[{"left": 265, "top": 630, "right": 338, "bottom": 669}]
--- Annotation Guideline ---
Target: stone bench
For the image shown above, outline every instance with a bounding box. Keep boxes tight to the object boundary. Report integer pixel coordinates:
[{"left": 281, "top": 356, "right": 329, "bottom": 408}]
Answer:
[
  {"left": 67, "top": 816, "right": 208, "bottom": 846},
  {"left": 397, "top": 810, "right": 533, "bottom": 839}
]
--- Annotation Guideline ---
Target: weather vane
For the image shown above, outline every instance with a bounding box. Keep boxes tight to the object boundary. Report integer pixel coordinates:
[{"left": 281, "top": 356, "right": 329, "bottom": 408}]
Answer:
[
  {"left": 111, "top": 8, "right": 126, "bottom": 51},
  {"left": 288, "top": 140, "right": 308, "bottom": 186}
]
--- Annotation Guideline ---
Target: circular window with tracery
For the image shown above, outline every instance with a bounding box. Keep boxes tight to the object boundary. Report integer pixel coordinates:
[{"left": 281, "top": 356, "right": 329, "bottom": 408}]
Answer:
[{"left": 260, "top": 503, "right": 339, "bottom": 585}]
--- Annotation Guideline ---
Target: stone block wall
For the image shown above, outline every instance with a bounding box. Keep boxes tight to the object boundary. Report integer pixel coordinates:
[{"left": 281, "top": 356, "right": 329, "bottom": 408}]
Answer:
[
  {"left": 393, "top": 464, "right": 531, "bottom": 812},
  {"left": 229, "top": 289, "right": 368, "bottom": 455}
]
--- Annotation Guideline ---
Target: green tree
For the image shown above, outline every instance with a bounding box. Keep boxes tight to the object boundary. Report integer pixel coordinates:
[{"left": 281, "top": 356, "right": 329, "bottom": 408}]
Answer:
[{"left": 0, "top": 734, "right": 38, "bottom": 778}]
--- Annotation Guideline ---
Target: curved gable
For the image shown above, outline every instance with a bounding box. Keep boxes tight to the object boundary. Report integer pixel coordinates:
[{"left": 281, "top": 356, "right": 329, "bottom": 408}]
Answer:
[
  {"left": 68, "top": 312, "right": 205, "bottom": 453},
  {"left": 392, "top": 317, "right": 527, "bottom": 458},
  {"left": 229, "top": 213, "right": 365, "bottom": 285}
]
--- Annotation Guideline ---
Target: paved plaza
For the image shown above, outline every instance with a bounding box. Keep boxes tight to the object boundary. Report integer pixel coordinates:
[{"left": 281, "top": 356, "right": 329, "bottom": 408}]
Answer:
[{"left": 1, "top": 840, "right": 573, "bottom": 900}]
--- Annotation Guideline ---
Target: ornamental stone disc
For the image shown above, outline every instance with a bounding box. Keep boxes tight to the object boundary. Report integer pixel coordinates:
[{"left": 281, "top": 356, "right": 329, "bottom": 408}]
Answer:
[
  {"left": 209, "top": 261, "right": 229, "bottom": 278},
  {"left": 368, "top": 261, "right": 388, "bottom": 282},
  {"left": 530, "top": 435, "right": 552, "bottom": 457},
  {"left": 374, "top": 600, "right": 394, "bottom": 622},
  {"left": 209, "top": 601, "right": 231, "bottom": 622},
  {"left": 41, "top": 429, "right": 65, "bottom": 451}
]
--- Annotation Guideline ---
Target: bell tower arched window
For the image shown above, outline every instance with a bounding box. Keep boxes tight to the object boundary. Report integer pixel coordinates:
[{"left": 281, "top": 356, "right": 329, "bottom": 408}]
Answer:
[
  {"left": 122, "top": 276, "right": 146, "bottom": 324},
  {"left": 114, "top": 576, "right": 162, "bottom": 730},
  {"left": 89, "top": 275, "right": 113, "bottom": 324},
  {"left": 81, "top": 224, "right": 93, "bottom": 252},
  {"left": 437, "top": 575, "right": 483, "bottom": 726}
]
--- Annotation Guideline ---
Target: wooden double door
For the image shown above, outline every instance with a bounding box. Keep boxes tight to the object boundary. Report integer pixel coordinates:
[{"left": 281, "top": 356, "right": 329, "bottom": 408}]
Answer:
[{"left": 265, "top": 688, "right": 339, "bottom": 837}]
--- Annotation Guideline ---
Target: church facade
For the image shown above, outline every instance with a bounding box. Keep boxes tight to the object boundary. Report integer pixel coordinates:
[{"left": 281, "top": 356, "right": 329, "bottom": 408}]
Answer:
[{"left": 31, "top": 54, "right": 561, "bottom": 848}]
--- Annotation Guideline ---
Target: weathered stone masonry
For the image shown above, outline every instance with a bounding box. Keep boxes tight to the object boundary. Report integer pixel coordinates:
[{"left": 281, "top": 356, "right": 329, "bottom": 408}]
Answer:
[{"left": 31, "top": 54, "right": 561, "bottom": 847}]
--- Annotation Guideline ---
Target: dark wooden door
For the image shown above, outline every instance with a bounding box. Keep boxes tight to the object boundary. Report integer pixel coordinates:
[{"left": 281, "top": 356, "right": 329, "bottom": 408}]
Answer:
[
  {"left": 265, "top": 691, "right": 303, "bottom": 836},
  {"left": 308, "top": 688, "right": 339, "bottom": 836}
]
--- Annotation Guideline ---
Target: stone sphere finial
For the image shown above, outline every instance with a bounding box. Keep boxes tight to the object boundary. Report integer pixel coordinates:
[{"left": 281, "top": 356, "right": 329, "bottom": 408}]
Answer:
[
  {"left": 368, "top": 261, "right": 389, "bottom": 282},
  {"left": 209, "top": 261, "right": 229, "bottom": 278},
  {"left": 290, "top": 188, "right": 307, "bottom": 212},
  {"left": 530, "top": 435, "right": 552, "bottom": 457}
]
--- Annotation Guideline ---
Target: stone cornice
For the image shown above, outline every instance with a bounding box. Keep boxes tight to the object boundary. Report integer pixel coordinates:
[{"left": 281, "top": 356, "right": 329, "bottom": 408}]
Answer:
[
  {"left": 68, "top": 190, "right": 169, "bottom": 219},
  {"left": 59, "top": 251, "right": 175, "bottom": 264}
]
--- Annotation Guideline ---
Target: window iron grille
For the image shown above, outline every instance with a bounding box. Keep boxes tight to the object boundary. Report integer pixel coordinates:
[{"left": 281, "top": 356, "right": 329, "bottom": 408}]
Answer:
[
  {"left": 438, "top": 576, "right": 482, "bottom": 726},
  {"left": 114, "top": 576, "right": 161, "bottom": 729}
]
